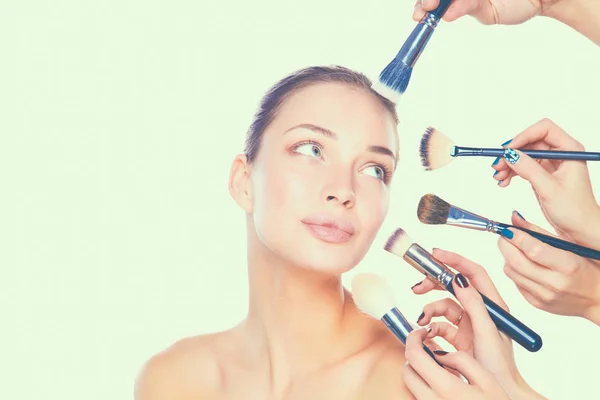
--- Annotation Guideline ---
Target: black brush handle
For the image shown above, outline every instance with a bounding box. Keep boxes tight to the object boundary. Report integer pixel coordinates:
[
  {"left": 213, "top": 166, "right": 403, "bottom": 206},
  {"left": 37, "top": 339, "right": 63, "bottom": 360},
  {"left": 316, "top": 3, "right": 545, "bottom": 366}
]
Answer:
[
  {"left": 455, "top": 146, "right": 600, "bottom": 161},
  {"left": 446, "top": 278, "right": 542, "bottom": 352},
  {"left": 497, "top": 223, "right": 600, "bottom": 261}
]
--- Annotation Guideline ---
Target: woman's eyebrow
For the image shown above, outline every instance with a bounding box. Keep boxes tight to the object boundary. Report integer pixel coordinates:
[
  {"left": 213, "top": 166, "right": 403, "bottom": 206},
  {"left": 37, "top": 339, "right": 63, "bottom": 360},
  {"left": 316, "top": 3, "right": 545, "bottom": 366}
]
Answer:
[
  {"left": 284, "top": 123, "right": 336, "bottom": 138},
  {"left": 368, "top": 145, "right": 396, "bottom": 161}
]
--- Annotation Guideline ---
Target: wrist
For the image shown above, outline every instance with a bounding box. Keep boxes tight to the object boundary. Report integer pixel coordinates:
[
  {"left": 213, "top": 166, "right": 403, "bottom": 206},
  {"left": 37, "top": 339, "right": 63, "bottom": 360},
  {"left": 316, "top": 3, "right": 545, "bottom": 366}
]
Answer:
[
  {"left": 575, "top": 205, "right": 600, "bottom": 249},
  {"left": 542, "top": 0, "right": 600, "bottom": 46},
  {"left": 507, "top": 381, "right": 547, "bottom": 400},
  {"left": 589, "top": 206, "right": 600, "bottom": 245},
  {"left": 542, "top": 0, "right": 584, "bottom": 19},
  {"left": 584, "top": 302, "right": 600, "bottom": 327}
]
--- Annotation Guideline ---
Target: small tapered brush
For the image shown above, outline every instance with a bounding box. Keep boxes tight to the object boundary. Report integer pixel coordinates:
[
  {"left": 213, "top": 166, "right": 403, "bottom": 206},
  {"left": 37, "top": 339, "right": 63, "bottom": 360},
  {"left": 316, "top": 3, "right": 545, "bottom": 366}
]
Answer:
[
  {"left": 420, "top": 126, "right": 600, "bottom": 171},
  {"left": 417, "top": 193, "right": 600, "bottom": 261},
  {"left": 351, "top": 273, "right": 442, "bottom": 365},
  {"left": 383, "top": 227, "right": 543, "bottom": 352},
  {"left": 376, "top": 0, "right": 452, "bottom": 97}
]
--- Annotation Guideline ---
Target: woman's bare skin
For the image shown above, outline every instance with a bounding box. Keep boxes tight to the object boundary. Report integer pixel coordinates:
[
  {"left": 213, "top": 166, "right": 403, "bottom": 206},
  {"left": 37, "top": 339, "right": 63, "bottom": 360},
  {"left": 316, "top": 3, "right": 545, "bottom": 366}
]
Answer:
[
  {"left": 135, "top": 72, "right": 414, "bottom": 400},
  {"left": 136, "top": 295, "right": 414, "bottom": 400}
]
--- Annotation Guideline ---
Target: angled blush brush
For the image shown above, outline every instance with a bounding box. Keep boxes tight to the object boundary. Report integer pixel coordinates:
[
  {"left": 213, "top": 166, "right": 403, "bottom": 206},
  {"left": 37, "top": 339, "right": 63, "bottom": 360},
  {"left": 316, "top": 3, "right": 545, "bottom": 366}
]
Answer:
[
  {"left": 417, "top": 193, "right": 600, "bottom": 261},
  {"left": 419, "top": 127, "right": 600, "bottom": 171}
]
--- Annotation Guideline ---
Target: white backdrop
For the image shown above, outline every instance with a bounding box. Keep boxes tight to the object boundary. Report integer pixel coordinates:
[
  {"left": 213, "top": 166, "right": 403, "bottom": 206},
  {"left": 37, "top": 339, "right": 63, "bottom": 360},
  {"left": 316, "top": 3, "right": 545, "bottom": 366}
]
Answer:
[{"left": 1, "top": 1, "right": 599, "bottom": 399}]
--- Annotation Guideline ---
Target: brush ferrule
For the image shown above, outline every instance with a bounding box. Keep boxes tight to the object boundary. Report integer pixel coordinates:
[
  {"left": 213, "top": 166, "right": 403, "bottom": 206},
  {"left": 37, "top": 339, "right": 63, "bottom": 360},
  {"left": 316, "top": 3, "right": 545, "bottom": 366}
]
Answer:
[
  {"left": 381, "top": 308, "right": 413, "bottom": 345},
  {"left": 452, "top": 146, "right": 484, "bottom": 157},
  {"left": 404, "top": 244, "right": 455, "bottom": 288},
  {"left": 395, "top": 22, "right": 435, "bottom": 67},
  {"left": 446, "top": 205, "right": 502, "bottom": 233},
  {"left": 420, "top": 12, "right": 441, "bottom": 28},
  {"left": 452, "top": 146, "right": 505, "bottom": 158}
]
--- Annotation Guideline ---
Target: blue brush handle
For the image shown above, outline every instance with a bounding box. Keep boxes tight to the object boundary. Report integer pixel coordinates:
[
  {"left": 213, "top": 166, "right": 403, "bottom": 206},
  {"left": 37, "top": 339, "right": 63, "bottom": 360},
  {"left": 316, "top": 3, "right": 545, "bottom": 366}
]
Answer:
[
  {"left": 429, "top": 0, "right": 453, "bottom": 20},
  {"left": 446, "top": 278, "right": 543, "bottom": 352},
  {"left": 454, "top": 146, "right": 600, "bottom": 161},
  {"left": 496, "top": 223, "right": 600, "bottom": 261}
]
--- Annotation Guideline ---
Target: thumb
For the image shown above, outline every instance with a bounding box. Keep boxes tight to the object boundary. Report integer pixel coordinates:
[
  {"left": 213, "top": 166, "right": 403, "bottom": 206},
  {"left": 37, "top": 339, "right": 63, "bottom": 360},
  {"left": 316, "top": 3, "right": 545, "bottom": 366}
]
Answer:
[
  {"left": 510, "top": 210, "right": 559, "bottom": 238},
  {"left": 502, "top": 148, "right": 559, "bottom": 201}
]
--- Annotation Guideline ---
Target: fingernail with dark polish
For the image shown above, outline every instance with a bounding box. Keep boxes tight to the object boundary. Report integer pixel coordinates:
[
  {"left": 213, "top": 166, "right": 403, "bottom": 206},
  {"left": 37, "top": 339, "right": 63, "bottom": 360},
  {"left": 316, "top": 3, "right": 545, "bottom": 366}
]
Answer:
[
  {"left": 493, "top": 170, "right": 498, "bottom": 177},
  {"left": 455, "top": 274, "right": 469, "bottom": 288},
  {"left": 500, "top": 228, "right": 514, "bottom": 239},
  {"left": 492, "top": 157, "right": 500, "bottom": 166},
  {"left": 514, "top": 210, "right": 526, "bottom": 220},
  {"left": 433, "top": 350, "right": 449, "bottom": 355},
  {"left": 411, "top": 281, "right": 422, "bottom": 290},
  {"left": 503, "top": 148, "right": 520, "bottom": 164},
  {"left": 426, "top": 325, "right": 432, "bottom": 333},
  {"left": 417, "top": 312, "right": 425, "bottom": 322},
  {"left": 501, "top": 139, "right": 513, "bottom": 146},
  {"left": 497, "top": 180, "right": 503, "bottom": 186}
]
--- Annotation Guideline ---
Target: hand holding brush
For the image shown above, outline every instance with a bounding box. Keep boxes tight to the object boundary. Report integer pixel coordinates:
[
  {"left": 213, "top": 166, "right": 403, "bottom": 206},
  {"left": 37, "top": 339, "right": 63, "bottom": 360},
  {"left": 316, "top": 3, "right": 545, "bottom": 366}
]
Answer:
[
  {"left": 419, "top": 119, "right": 600, "bottom": 251},
  {"left": 402, "top": 254, "right": 547, "bottom": 400},
  {"left": 491, "top": 118, "right": 600, "bottom": 249},
  {"left": 413, "top": 0, "right": 558, "bottom": 25},
  {"left": 414, "top": 0, "right": 600, "bottom": 47},
  {"left": 497, "top": 213, "right": 600, "bottom": 326},
  {"left": 417, "top": 193, "right": 600, "bottom": 261},
  {"left": 419, "top": 125, "right": 600, "bottom": 172}
]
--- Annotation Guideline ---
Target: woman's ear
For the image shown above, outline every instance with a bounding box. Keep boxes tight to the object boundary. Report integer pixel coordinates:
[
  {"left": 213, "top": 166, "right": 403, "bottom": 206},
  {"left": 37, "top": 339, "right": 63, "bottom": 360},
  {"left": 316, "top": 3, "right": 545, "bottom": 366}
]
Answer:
[{"left": 228, "top": 154, "right": 253, "bottom": 212}]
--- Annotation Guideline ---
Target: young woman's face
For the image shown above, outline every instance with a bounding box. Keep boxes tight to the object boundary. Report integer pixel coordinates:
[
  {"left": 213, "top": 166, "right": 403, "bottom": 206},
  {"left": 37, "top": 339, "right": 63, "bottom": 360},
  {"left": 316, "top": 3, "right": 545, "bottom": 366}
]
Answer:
[{"left": 249, "top": 82, "right": 398, "bottom": 274}]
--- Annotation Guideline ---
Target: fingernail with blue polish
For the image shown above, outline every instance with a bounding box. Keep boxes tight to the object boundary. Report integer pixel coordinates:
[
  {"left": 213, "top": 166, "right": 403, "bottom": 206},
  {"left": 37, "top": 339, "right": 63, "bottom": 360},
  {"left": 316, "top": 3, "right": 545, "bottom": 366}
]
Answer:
[
  {"left": 514, "top": 210, "right": 526, "bottom": 221},
  {"left": 497, "top": 180, "right": 503, "bottom": 185},
  {"left": 503, "top": 148, "right": 520, "bottom": 165},
  {"left": 500, "top": 228, "right": 514, "bottom": 239},
  {"left": 501, "top": 139, "right": 513, "bottom": 146},
  {"left": 492, "top": 157, "right": 500, "bottom": 166},
  {"left": 493, "top": 170, "right": 498, "bottom": 177}
]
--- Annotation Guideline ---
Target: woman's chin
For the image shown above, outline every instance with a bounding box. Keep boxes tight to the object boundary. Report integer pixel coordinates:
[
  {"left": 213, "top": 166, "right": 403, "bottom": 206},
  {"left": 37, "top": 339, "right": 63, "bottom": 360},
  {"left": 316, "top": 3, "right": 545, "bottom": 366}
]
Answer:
[{"left": 291, "top": 252, "right": 365, "bottom": 275}]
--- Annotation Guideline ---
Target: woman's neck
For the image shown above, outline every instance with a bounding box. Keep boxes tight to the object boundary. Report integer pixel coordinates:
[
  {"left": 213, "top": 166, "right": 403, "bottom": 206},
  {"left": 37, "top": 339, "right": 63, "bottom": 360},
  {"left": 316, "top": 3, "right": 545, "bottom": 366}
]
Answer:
[{"left": 242, "top": 228, "right": 378, "bottom": 382}]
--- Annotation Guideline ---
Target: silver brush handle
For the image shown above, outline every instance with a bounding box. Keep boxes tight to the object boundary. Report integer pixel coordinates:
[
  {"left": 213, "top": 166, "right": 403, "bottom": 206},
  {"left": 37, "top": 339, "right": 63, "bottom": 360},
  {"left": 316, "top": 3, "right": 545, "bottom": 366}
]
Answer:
[
  {"left": 395, "top": 23, "right": 435, "bottom": 67},
  {"left": 446, "top": 206, "right": 502, "bottom": 233},
  {"left": 382, "top": 308, "right": 413, "bottom": 343},
  {"left": 382, "top": 307, "right": 443, "bottom": 366}
]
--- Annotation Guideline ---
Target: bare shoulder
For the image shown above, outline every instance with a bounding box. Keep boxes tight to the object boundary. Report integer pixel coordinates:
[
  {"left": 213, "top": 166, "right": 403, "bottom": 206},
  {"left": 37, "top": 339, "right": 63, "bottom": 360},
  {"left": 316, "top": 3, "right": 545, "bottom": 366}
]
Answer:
[
  {"left": 360, "top": 334, "right": 415, "bottom": 399},
  {"left": 134, "top": 332, "right": 229, "bottom": 400}
]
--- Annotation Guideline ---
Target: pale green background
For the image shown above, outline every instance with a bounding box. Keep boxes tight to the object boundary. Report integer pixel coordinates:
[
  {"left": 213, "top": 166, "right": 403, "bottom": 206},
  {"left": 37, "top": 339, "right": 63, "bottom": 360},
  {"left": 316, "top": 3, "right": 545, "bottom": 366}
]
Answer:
[{"left": 1, "top": 1, "right": 599, "bottom": 399}]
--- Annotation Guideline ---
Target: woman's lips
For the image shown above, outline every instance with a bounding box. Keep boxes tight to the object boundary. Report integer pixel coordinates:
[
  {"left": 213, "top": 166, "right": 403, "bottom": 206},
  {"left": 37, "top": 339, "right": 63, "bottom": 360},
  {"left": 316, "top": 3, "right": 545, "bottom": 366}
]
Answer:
[{"left": 301, "top": 215, "right": 355, "bottom": 244}]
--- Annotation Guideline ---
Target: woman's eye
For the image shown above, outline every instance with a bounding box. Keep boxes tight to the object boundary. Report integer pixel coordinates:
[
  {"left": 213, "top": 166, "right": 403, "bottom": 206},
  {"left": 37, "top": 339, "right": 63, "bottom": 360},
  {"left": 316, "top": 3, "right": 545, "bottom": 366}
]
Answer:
[
  {"left": 295, "top": 143, "right": 323, "bottom": 158},
  {"left": 362, "top": 165, "right": 385, "bottom": 180}
]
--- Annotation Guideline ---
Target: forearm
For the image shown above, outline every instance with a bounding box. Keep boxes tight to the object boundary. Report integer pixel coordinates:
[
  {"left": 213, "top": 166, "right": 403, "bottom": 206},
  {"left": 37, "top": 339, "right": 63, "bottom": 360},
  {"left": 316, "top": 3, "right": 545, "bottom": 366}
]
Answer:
[
  {"left": 572, "top": 204, "right": 600, "bottom": 250},
  {"left": 584, "top": 302, "right": 600, "bottom": 326},
  {"left": 543, "top": 0, "right": 600, "bottom": 46}
]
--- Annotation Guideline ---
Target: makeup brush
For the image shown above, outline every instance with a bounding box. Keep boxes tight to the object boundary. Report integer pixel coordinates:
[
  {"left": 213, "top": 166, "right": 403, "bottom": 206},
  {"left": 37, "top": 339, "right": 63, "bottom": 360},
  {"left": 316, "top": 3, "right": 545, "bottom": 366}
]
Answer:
[
  {"left": 351, "top": 273, "right": 442, "bottom": 365},
  {"left": 420, "top": 126, "right": 600, "bottom": 171},
  {"left": 376, "top": 0, "right": 452, "bottom": 96},
  {"left": 417, "top": 193, "right": 600, "bottom": 261},
  {"left": 383, "top": 228, "right": 543, "bottom": 352}
]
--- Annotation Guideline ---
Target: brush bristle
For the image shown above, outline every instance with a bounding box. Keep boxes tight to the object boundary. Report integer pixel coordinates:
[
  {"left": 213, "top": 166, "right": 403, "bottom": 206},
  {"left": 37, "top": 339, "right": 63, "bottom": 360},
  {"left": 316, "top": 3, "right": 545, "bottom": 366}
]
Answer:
[
  {"left": 417, "top": 194, "right": 451, "bottom": 225},
  {"left": 383, "top": 227, "right": 413, "bottom": 258},
  {"left": 419, "top": 127, "right": 455, "bottom": 171},
  {"left": 371, "top": 81, "right": 401, "bottom": 105},
  {"left": 378, "top": 59, "right": 412, "bottom": 95},
  {"left": 351, "top": 273, "right": 396, "bottom": 319}
]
